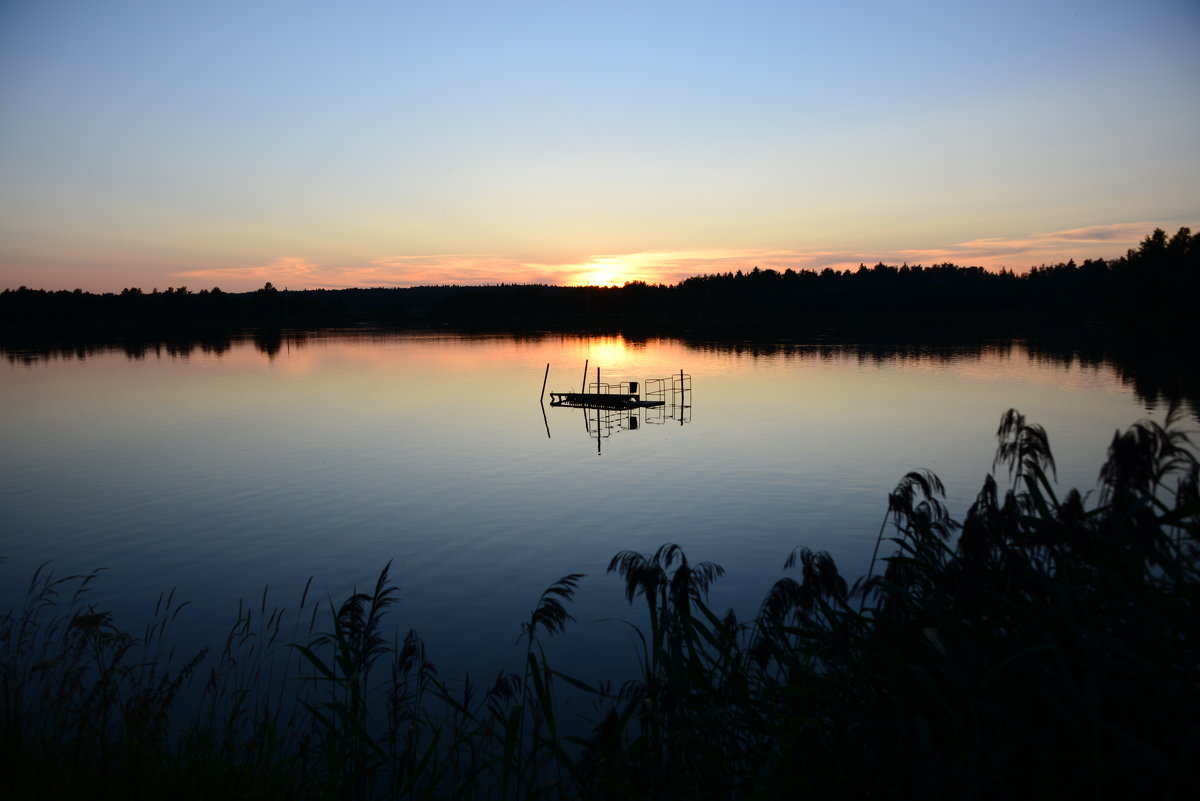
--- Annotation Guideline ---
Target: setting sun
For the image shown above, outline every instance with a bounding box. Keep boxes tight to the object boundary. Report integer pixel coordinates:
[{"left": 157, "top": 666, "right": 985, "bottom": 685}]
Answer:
[{"left": 566, "top": 258, "right": 631, "bottom": 287}]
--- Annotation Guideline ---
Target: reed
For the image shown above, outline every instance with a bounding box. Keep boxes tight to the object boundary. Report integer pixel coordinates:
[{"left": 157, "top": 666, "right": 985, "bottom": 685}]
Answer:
[{"left": 2, "top": 408, "right": 1197, "bottom": 799}]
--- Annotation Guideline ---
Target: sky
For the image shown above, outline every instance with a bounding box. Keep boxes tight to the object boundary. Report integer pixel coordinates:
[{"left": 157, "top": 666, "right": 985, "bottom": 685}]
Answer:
[{"left": 1, "top": 0, "right": 1198, "bottom": 292}]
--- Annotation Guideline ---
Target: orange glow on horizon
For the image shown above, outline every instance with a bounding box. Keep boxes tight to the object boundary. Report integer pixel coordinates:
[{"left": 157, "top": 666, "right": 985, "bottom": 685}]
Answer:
[
  {"left": 141, "top": 219, "right": 1189, "bottom": 294},
  {"left": 563, "top": 257, "right": 634, "bottom": 287}
]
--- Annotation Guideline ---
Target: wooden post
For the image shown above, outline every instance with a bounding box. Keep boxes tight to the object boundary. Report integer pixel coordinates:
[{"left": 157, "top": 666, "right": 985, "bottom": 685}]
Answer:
[
  {"left": 540, "top": 363, "right": 549, "bottom": 401},
  {"left": 581, "top": 359, "right": 588, "bottom": 393}
]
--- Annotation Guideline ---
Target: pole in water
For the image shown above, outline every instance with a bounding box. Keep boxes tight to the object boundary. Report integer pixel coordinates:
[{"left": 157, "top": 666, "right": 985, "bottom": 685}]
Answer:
[
  {"left": 581, "top": 359, "right": 589, "bottom": 393},
  {"left": 680, "top": 369, "right": 685, "bottom": 425},
  {"left": 540, "top": 363, "right": 549, "bottom": 402}
]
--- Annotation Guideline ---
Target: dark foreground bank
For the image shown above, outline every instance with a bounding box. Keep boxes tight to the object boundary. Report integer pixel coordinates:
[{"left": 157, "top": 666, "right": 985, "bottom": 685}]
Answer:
[{"left": 2, "top": 409, "right": 1198, "bottom": 800}]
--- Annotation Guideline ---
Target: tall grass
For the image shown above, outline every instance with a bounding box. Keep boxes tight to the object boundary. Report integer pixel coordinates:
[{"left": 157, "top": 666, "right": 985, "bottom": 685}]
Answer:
[{"left": 2, "top": 408, "right": 1197, "bottom": 799}]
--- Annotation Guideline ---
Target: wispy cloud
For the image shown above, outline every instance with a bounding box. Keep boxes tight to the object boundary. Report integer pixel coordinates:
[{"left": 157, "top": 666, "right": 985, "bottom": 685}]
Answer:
[
  {"left": 1038, "top": 222, "right": 1159, "bottom": 242},
  {"left": 365, "top": 255, "right": 559, "bottom": 286},
  {"left": 171, "top": 220, "right": 1187, "bottom": 290},
  {"left": 178, "top": 254, "right": 576, "bottom": 290},
  {"left": 175, "top": 257, "right": 327, "bottom": 289},
  {"left": 929, "top": 221, "right": 1170, "bottom": 269}
]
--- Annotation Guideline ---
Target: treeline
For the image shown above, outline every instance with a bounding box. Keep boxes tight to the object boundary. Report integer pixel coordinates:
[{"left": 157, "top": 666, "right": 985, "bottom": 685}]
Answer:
[
  {"left": 0, "top": 282, "right": 356, "bottom": 329},
  {"left": 668, "top": 225, "right": 1197, "bottom": 319},
  {"left": 3, "top": 227, "right": 1196, "bottom": 330},
  {"left": 419, "top": 226, "right": 1199, "bottom": 322}
]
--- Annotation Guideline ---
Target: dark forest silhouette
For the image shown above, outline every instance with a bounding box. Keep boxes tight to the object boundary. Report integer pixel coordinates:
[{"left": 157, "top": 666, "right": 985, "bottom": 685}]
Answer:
[{"left": 2, "top": 227, "right": 1196, "bottom": 330}]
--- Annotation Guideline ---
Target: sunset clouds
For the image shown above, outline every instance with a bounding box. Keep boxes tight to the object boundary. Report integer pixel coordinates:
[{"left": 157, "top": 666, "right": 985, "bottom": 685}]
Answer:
[{"left": 166, "top": 220, "right": 1188, "bottom": 291}]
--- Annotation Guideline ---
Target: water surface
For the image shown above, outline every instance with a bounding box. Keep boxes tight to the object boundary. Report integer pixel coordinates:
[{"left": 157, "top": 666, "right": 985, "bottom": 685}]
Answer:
[{"left": 0, "top": 330, "right": 1179, "bottom": 680}]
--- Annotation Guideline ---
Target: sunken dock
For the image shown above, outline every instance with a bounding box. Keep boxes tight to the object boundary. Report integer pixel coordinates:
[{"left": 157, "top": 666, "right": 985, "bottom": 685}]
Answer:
[
  {"left": 539, "top": 362, "right": 692, "bottom": 449},
  {"left": 547, "top": 391, "right": 665, "bottom": 409},
  {"left": 542, "top": 361, "right": 690, "bottom": 413}
]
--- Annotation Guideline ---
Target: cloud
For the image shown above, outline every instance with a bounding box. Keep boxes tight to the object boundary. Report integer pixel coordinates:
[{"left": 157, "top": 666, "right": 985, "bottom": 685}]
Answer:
[
  {"left": 174, "top": 251, "right": 803, "bottom": 290},
  {"left": 739, "top": 220, "right": 1193, "bottom": 275},
  {"left": 1037, "top": 222, "right": 1159, "bottom": 242},
  {"left": 175, "top": 253, "right": 590, "bottom": 290},
  {"left": 175, "top": 257, "right": 327, "bottom": 289},
  {"left": 170, "top": 220, "right": 1189, "bottom": 291},
  {"left": 951, "top": 222, "right": 1164, "bottom": 256},
  {"left": 887, "top": 221, "right": 1189, "bottom": 271},
  {"left": 365, "top": 255, "right": 555, "bottom": 286}
]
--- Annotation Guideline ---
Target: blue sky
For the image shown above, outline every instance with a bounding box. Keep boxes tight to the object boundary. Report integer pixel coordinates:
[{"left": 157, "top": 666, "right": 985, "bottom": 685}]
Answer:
[{"left": 2, "top": 0, "right": 1198, "bottom": 290}]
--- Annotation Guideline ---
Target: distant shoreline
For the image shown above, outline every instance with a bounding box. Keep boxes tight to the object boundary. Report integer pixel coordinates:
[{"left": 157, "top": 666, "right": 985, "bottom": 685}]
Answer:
[{"left": 3, "top": 226, "right": 1196, "bottom": 337}]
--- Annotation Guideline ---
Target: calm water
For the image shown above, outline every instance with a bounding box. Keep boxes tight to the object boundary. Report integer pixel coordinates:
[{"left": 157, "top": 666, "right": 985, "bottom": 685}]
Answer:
[{"left": 0, "top": 329, "right": 1183, "bottom": 681}]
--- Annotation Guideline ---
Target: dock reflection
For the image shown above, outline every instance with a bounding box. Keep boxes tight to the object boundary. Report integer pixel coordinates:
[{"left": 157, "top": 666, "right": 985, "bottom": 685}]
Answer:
[{"left": 542, "top": 367, "right": 692, "bottom": 453}]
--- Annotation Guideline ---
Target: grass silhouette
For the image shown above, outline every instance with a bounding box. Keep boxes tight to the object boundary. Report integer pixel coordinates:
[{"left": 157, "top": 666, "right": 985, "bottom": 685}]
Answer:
[{"left": 3, "top": 408, "right": 1197, "bottom": 799}]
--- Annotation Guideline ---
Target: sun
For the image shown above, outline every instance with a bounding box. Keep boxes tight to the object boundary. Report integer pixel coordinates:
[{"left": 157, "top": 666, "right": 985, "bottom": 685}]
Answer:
[
  {"left": 567, "top": 258, "right": 628, "bottom": 287},
  {"left": 577, "top": 270, "right": 619, "bottom": 287}
]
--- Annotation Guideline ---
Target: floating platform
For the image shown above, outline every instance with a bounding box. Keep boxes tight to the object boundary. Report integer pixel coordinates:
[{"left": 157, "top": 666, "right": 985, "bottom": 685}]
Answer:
[{"left": 548, "top": 392, "right": 666, "bottom": 410}]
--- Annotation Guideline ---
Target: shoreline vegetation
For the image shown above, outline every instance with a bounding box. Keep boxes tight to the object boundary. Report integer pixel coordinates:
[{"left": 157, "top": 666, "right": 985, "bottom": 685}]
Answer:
[
  {"left": 2, "top": 228, "right": 1197, "bottom": 334},
  {"left": 3, "top": 410, "right": 1198, "bottom": 799}
]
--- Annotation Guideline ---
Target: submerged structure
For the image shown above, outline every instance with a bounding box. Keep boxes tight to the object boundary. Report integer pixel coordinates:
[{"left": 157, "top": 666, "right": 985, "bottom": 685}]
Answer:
[
  {"left": 547, "top": 381, "right": 664, "bottom": 410},
  {"left": 541, "top": 364, "right": 692, "bottom": 451}
]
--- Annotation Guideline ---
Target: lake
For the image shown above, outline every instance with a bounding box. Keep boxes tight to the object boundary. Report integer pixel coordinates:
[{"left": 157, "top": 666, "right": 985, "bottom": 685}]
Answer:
[{"left": 0, "top": 327, "right": 1188, "bottom": 683}]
